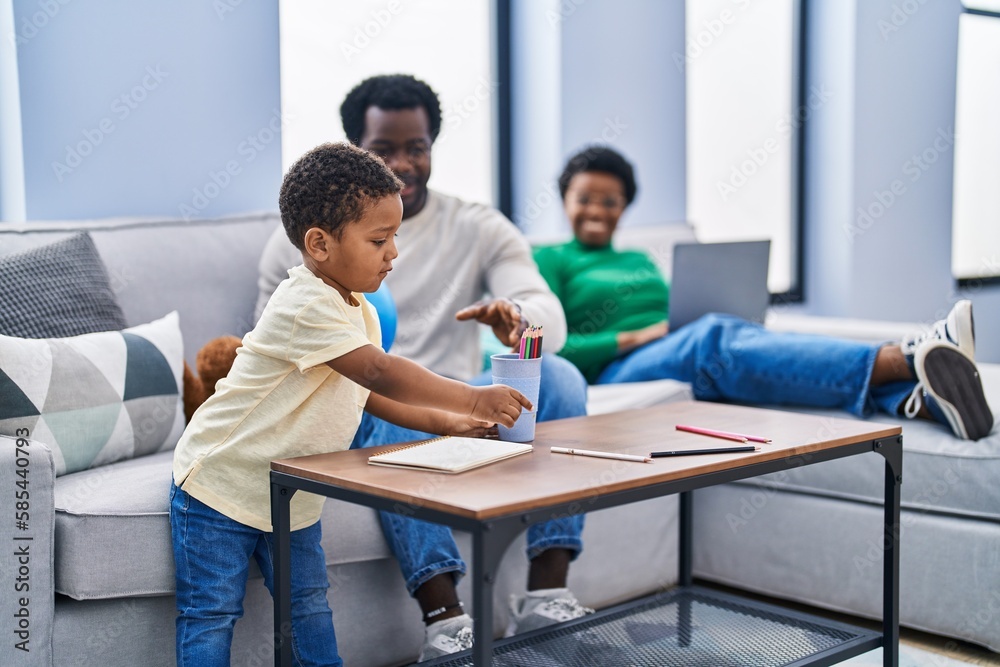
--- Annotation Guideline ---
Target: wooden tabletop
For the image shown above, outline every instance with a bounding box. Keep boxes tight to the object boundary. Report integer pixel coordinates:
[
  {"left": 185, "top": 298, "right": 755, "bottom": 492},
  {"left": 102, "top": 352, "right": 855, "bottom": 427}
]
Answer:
[{"left": 272, "top": 401, "right": 900, "bottom": 521}]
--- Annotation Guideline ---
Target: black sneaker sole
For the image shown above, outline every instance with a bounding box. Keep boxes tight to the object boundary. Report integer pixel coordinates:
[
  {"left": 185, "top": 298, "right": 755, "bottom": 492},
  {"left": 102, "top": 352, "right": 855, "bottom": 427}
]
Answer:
[{"left": 920, "top": 344, "right": 994, "bottom": 440}]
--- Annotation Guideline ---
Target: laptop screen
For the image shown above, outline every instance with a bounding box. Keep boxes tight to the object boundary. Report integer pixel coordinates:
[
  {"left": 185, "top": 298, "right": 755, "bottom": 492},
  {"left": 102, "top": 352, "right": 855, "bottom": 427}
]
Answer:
[{"left": 668, "top": 240, "right": 771, "bottom": 331}]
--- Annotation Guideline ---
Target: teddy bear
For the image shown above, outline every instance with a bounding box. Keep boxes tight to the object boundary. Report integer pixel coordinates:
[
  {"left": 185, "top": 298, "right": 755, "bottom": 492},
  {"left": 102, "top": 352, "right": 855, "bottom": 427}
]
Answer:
[{"left": 182, "top": 335, "right": 242, "bottom": 422}]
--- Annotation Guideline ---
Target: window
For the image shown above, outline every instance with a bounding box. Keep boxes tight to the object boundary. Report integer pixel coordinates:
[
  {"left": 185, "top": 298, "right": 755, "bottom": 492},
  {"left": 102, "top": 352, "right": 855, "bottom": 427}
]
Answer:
[
  {"left": 278, "top": 0, "right": 495, "bottom": 206},
  {"left": 685, "top": 0, "right": 802, "bottom": 298},
  {"left": 952, "top": 4, "right": 1000, "bottom": 284}
]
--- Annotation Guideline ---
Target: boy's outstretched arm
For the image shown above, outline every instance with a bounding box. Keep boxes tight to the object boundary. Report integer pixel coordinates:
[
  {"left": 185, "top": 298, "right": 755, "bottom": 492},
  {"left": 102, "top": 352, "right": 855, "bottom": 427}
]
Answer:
[
  {"left": 327, "top": 344, "right": 532, "bottom": 428},
  {"left": 364, "top": 393, "right": 496, "bottom": 438}
]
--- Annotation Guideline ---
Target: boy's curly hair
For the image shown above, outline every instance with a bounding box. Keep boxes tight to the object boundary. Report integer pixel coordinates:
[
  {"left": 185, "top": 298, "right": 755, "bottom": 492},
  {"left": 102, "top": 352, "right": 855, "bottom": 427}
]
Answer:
[
  {"left": 340, "top": 74, "right": 442, "bottom": 145},
  {"left": 279, "top": 142, "right": 403, "bottom": 249}
]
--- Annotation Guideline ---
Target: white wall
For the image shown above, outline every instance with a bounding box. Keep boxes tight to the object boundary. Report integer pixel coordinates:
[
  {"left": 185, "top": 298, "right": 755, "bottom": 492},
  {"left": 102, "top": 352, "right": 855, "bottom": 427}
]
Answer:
[{"left": 8, "top": 0, "right": 281, "bottom": 221}]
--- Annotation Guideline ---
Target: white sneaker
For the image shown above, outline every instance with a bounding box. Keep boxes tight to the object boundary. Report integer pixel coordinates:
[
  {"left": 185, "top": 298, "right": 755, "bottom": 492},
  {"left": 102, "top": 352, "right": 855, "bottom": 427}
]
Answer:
[
  {"left": 904, "top": 340, "right": 994, "bottom": 440},
  {"left": 418, "top": 613, "right": 474, "bottom": 661},
  {"left": 902, "top": 299, "right": 975, "bottom": 363},
  {"left": 504, "top": 588, "right": 594, "bottom": 637}
]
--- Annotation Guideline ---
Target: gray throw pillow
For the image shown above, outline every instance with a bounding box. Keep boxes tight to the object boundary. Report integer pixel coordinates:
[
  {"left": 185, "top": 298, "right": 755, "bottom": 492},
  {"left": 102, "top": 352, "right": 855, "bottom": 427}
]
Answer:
[{"left": 0, "top": 233, "right": 127, "bottom": 338}]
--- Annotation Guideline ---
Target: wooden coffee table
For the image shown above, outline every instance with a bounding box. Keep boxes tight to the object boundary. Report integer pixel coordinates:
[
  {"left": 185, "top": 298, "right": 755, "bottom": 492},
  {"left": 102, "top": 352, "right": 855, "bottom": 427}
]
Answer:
[{"left": 271, "top": 401, "right": 902, "bottom": 666}]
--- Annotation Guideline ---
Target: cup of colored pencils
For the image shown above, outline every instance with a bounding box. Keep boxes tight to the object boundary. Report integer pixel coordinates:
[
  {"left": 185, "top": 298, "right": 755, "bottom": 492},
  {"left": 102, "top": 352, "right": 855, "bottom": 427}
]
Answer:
[
  {"left": 518, "top": 326, "right": 543, "bottom": 359},
  {"left": 491, "top": 326, "right": 544, "bottom": 442}
]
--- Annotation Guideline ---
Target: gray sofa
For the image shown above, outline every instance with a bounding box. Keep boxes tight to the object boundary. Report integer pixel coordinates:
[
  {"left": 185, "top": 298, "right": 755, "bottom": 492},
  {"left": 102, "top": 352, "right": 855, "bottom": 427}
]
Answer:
[
  {"left": 0, "top": 214, "right": 997, "bottom": 667},
  {"left": 0, "top": 214, "right": 684, "bottom": 667}
]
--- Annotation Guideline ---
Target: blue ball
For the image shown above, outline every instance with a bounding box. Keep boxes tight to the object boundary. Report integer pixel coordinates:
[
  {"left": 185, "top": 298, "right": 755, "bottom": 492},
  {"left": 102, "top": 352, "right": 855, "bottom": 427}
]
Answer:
[{"left": 366, "top": 283, "right": 397, "bottom": 352}]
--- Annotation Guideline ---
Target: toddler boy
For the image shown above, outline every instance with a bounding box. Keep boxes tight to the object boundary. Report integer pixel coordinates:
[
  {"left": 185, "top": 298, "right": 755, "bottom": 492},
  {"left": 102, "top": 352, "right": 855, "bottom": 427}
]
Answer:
[{"left": 170, "top": 142, "right": 530, "bottom": 666}]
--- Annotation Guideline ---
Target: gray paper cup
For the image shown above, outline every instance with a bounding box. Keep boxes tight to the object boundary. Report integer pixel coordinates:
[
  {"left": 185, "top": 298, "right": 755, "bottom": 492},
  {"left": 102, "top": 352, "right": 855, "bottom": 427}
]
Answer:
[{"left": 490, "top": 353, "right": 541, "bottom": 442}]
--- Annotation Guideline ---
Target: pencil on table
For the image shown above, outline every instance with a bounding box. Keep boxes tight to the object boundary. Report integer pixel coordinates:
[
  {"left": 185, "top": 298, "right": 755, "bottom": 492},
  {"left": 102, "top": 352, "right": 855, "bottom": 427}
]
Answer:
[{"left": 675, "top": 424, "right": 748, "bottom": 443}]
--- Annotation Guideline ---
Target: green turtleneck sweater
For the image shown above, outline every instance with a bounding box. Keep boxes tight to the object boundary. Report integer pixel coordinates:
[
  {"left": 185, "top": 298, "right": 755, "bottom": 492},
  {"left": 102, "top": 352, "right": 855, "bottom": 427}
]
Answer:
[{"left": 533, "top": 239, "right": 669, "bottom": 383}]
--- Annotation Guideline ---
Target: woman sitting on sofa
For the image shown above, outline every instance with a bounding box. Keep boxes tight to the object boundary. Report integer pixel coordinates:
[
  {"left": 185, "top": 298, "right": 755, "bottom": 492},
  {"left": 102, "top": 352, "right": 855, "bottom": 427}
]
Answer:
[{"left": 533, "top": 146, "right": 994, "bottom": 440}]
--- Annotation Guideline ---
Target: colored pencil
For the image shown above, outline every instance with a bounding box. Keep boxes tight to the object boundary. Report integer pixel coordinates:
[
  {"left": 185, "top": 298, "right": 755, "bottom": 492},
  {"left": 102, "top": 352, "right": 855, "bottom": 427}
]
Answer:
[
  {"left": 675, "top": 424, "right": 771, "bottom": 443},
  {"left": 650, "top": 445, "right": 760, "bottom": 457},
  {"left": 551, "top": 446, "right": 653, "bottom": 463},
  {"left": 675, "top": 424, "right": 748, "bottom": 443},
  {"left": 518, "top": 326, "right": 544, "bottom": 359}
]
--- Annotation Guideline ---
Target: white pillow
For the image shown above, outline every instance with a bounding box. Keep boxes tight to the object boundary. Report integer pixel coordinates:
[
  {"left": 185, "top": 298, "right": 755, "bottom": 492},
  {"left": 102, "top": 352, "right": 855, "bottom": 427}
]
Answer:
[{"left": 0, "top": 312, "right": 184, "bottom": 476}]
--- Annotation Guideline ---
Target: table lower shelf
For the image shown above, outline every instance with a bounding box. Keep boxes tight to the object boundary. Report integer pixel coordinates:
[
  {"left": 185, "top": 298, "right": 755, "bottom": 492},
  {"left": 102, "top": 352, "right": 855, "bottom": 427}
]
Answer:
[{"left": 418, "top": 585, "right": 883, "bottom": 667}]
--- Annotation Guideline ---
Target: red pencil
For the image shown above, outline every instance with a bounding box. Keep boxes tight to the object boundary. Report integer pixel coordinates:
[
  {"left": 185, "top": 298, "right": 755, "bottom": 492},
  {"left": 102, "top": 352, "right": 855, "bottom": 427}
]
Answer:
[{"left": 675, "top": 424, "right": 749, "bottom": 443}]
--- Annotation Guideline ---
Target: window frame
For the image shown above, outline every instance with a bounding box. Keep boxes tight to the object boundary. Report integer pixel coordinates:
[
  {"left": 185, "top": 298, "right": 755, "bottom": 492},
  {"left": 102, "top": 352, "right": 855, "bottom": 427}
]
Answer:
[{"left": 954, "top": 2, "right": 1000, "bottom": 288}]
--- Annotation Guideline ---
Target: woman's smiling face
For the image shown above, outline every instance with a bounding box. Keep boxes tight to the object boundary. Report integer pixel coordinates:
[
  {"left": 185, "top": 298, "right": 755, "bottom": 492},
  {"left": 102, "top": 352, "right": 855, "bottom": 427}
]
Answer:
[{"left": 562, "top": 171, "right": 628, "bottom": 249}]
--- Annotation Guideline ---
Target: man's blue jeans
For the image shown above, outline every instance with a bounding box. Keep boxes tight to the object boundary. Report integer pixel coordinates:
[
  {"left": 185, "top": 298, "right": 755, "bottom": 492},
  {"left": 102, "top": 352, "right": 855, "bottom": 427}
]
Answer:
[
  {"left": 170, "top": 483, "right": 343, "bottom": 667},
  {"left": 597, "top": 313, "right": 914, "bottom": 417},
  {"left": 350, "top": 354, "right": 588, "bottom": 595}
]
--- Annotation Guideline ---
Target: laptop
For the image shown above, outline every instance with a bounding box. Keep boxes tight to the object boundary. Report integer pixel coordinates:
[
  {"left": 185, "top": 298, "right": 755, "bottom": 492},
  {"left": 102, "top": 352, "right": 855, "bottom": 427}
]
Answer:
[{"left": 668, "top": 240, "right": 771, "bottom": 331}]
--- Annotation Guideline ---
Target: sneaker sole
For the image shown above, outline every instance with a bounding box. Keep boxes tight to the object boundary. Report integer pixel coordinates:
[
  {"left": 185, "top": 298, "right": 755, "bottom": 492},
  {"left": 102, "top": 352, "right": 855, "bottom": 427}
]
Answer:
[
  {"left": 918, "top": 344, "right": 993, "bottom": 440},
  {"left": 948, "top": 300, "right": 976, "bottom": 360}
]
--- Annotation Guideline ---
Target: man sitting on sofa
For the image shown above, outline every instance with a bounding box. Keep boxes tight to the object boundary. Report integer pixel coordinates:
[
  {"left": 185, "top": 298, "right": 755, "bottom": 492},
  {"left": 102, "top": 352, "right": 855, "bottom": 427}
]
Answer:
[{"left": 255, "top": 74, "right": 591, "bottom": 660}]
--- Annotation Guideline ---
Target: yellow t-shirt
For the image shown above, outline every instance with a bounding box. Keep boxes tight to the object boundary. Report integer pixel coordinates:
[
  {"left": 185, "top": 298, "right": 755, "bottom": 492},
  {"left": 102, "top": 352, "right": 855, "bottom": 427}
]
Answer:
[{"left": 172, "top": 265, "right": 381, "bottom": 532}]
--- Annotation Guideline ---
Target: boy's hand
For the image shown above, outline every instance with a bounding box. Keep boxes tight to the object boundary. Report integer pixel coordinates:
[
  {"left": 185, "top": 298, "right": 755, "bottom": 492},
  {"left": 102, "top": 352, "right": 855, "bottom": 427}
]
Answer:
[
  {"left": 469, "top": 384, "right": 533, "bottom": 428},
  {"left": 455, "top": 298, "right": 527, "bottom": 347},
  {"left": 442, "top": 414, "right": 499, "bottom": 439}
]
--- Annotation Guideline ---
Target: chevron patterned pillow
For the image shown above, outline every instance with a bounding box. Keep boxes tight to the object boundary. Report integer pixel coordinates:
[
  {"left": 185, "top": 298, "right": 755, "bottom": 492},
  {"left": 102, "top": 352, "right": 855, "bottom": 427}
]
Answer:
[{"left": 0, "top": 312, "right": 184, "bottom": 476}]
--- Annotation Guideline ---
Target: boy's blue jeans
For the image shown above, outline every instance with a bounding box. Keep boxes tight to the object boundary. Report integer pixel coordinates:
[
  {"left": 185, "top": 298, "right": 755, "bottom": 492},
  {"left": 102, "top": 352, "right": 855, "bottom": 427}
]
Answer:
[
  {"left": 170, "top": 483, "right": 343, "bottom": 667},
  {"left": 350, "top": 353, "right": 589, "bottom": 595},
  {"left": 597, "top": 313, "right": 914, "bottom": 417}
]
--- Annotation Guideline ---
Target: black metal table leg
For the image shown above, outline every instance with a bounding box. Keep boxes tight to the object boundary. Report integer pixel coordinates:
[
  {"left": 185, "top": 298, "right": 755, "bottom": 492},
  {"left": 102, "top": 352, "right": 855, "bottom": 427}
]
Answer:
[
  {"left": 678, "top": 491, "right": 693, "bottom": 647},
  {"left": 471, "top": 517, "right": 536, "bottom": 666},
  {"left": 679, "top": 491, "right": 693, "bottom": 586},
  {"left": 271, "top": 478, "right": 296, "bottom": 667},
  {"left": 875, "top": 436, "right": 902, "bottom": 667}
]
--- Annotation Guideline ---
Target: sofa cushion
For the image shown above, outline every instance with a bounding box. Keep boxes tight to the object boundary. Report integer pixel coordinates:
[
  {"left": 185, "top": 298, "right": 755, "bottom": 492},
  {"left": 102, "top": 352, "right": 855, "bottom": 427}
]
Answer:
[
  {"left": 54, "top": 451, "right": 177, "bottom": 599},
  {"left": 732, "top": 363, "right": 1000, "bottom": 522},
  {"left": 0, "top": 213, "right": 281, "bottom": 366},
  {"left": 53, "top": 450, "right": 392, "bottom": 600},
  {"left": 0, "top": 233, "right": 127, "bottom": 339},
  {"left": 0, "top": 313, "right": 185, "bottom": 476},
  {"left": 587, "top": 378, "right": 694, "bottom": 415}
]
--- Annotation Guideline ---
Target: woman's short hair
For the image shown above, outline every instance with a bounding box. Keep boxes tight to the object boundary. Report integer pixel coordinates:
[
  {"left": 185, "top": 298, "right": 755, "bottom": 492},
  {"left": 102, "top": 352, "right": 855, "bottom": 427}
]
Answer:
[{"left": 558, "top": 146, "right": 638, "bottom": 205}]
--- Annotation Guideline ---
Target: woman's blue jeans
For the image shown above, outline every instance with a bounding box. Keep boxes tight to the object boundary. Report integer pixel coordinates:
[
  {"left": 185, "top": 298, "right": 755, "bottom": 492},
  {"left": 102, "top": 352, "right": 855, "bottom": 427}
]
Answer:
[
  {"left": 597, "top": 313, "right": 914, "bottom": 417},
  {"left": 350, "top": 353, "right": 589, "bottom": 595},
  {"left": 170, "top": 483, "right": 343, "bottom": 667}
]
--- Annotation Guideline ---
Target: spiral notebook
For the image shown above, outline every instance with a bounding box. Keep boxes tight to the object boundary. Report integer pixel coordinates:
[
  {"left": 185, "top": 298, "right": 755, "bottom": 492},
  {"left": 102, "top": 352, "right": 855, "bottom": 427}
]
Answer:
[{"left": 367, "top": 436, "right": 533, "bottom": 474}]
